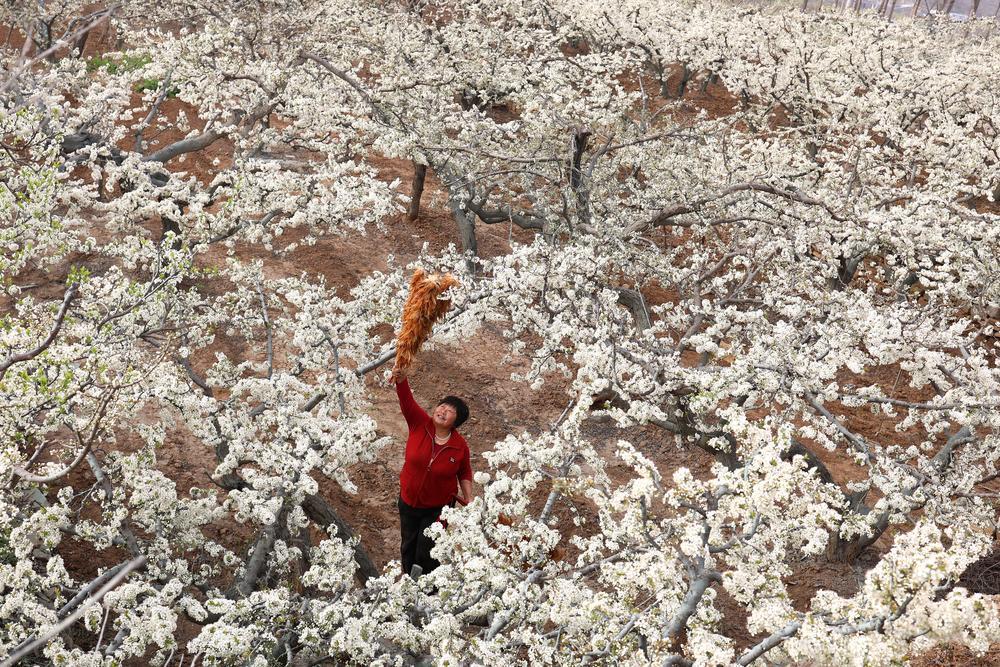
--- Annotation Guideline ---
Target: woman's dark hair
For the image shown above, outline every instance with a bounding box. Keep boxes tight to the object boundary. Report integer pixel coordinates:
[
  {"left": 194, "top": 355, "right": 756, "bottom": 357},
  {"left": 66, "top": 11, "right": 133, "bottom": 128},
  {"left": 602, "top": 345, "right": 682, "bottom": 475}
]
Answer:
[{"left": 438, "top": 396, "right": 469, "bottom": 428}]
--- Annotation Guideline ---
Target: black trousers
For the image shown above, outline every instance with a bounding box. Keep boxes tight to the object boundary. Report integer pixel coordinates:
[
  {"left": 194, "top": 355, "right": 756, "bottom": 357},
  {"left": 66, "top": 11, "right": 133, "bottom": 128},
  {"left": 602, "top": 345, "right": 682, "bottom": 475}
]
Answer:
[{"left": 398, "top": 496, "right": 444, "bottom": 578}]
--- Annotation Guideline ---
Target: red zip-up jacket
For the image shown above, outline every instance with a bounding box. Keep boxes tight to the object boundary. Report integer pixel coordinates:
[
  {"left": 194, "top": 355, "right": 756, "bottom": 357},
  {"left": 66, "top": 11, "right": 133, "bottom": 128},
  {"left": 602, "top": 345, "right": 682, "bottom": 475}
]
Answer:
[{"left": 396, "top": 378, "right": 472, "bottom": 508}]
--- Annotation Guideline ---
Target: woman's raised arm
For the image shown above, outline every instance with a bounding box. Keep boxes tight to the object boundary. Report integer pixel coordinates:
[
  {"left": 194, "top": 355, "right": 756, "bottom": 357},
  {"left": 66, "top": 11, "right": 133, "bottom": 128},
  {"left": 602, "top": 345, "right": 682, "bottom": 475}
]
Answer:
[{"left": 391, "top": 367, "right": 429, "bottom": 429}]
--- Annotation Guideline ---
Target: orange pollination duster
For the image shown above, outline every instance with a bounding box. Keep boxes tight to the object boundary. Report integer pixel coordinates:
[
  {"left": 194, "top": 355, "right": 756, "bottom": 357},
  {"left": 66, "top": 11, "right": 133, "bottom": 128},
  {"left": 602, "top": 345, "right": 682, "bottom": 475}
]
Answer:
[{"left": 394, "top": 269, "right": 460, "bottom": 371}]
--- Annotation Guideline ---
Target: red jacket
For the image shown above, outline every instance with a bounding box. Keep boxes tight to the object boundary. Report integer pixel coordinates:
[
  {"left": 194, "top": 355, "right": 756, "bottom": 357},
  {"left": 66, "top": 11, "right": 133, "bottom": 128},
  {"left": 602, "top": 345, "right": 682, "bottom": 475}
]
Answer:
[{"left": 396, "top": 378, "right": 472, "bottom": 508}]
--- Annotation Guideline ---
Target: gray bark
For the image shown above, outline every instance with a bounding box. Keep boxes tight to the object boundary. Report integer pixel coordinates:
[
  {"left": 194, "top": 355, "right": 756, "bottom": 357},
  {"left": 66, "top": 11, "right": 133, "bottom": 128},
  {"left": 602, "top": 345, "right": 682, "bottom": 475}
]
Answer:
[
  {"left": 407, "top": 162, "right": 428, "bottom": 221},
  {"left": 448, "top": 197, "right": 479, "bottom": 273}
]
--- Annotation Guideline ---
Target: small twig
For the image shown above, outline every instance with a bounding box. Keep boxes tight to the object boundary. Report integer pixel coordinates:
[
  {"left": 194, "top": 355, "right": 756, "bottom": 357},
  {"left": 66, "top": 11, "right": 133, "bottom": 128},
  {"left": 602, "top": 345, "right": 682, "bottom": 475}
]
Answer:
[{"left": 95, "top": 604, "right": 112, "bottom": 651}]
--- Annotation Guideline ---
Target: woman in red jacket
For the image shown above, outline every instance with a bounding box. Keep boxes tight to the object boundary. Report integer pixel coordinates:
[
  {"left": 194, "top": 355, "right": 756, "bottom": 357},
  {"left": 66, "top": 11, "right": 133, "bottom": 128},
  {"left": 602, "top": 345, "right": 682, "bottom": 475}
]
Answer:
[{"left": 389, "top": 366, "right": 473, "bottom": 578}]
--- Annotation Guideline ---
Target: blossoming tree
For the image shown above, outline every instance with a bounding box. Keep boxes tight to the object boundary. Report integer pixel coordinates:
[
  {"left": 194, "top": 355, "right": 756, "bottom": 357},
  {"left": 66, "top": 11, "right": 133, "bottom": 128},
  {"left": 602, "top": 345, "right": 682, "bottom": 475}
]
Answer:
[{"left": 2, "top": 0, "right": 999, "bottom": 665}]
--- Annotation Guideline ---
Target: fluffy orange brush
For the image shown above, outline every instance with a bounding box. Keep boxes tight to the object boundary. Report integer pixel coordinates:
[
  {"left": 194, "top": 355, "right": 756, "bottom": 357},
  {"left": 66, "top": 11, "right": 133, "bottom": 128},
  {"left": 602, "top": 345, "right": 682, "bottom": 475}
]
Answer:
[{"left": 394, "top": 269, "right": 459, "bottom": 371}]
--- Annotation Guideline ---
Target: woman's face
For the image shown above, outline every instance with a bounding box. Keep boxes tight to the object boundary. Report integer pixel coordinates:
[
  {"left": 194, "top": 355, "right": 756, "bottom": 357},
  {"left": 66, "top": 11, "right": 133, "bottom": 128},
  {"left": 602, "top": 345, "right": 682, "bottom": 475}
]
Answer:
[{"left": 433, "top": 403, "right": 457, "bottom": 430}]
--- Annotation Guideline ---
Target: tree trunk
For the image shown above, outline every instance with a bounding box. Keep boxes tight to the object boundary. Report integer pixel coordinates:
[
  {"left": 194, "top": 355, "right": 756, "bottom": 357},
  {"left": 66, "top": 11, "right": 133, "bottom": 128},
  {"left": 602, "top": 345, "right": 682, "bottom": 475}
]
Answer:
[
  {"left": 675, "top": 64, "right": 693, "bottom": 99},
  {"left": 699, "top": 72, "right": 718, "bottom": 94},
  {"left": 73, "top": 27, "right": 90, "bottom": 56},
  {"left": 615, "top": 288, "right": 651, "bottom": 331},
  {"left": 569, "top": 129, "right": 591, "bottom": 228},
  {"left": 827, "top": 255, "right": 862, "bottom": 291},
  {"left": 406, "top": 162, "right": 427, "bottom": 222},
  {"left": 161, "top": 216, "right": 182, "bottom": 249},
  {"left": 655, "top": 61, "right": 672, "bottom": 99},
  {"left": 448, "top": 197, "right": 479, "bottom": 273}
]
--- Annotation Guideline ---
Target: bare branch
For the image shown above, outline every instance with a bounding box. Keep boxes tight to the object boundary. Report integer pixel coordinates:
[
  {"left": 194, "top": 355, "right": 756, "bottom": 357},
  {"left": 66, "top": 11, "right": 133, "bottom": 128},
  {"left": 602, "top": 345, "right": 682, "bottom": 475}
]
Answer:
[
  {"left": 805, "top": 391, "right": 872, "bottom": 462},
  {"left": 55, "top": 561, "right": 130, "bottom": 618},
  {"left": 143, "top": 100, "right": 275, "bottom": 164},
  {"left": 631, "top": 181, "right": 848, "bottom": 235},
  {"left": 737, "top": 620, "right": 802, "bottom": 665},
  {"left": 464, "top": 196, "right": 545, "bottom": 231},
  {"left": 176, "top": 356, "right": 214, "bottom": 397}
]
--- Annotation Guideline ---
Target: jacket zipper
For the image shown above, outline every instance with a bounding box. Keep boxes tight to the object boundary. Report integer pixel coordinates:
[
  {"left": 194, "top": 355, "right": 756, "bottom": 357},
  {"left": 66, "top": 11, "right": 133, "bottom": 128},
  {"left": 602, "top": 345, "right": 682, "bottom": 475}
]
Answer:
[{"left": 414, "top": 423, "right": 457, "bottom": 506}]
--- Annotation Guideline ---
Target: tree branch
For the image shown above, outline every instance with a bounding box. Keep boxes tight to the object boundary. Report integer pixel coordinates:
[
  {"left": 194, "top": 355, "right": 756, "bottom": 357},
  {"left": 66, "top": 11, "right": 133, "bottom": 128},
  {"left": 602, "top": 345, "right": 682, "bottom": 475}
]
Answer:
[
  {"left": 143, "top": 99, "right": 275, "bottom": 165},
  {"left": 12, "top": 387, "right": 116, "bottom": 484},
  {"left": 464, "top": 196, "right": 545, "bottom": 231},
  {"left": 0, "top": 556, "right": 146, "bottom": 667},
  {"left": 133, "top": 70, "right": 174, "bottom": 153},
  {"left": 85, "top": 451, "right": 142, "bottom": 557},
  {"left": 231, "top": 504, "right": 286, "bottom": 599},
  {"left": 0, "top": 282, "right": 78, "bottom": 380},
  {"left": 662, "top": 569, "right": 723, "bottom": 648},
  {"left": 632, "top": 181, "right": 848, "bottom": 234},
  {"left": 0, "top": 7, "right": 119, "bottom": 96},
  {"left": 737, "top": 620, "right": 802, "bottom": 665},
  {"left": 302, "top": 493, "right": 378, "bottom": 583}
]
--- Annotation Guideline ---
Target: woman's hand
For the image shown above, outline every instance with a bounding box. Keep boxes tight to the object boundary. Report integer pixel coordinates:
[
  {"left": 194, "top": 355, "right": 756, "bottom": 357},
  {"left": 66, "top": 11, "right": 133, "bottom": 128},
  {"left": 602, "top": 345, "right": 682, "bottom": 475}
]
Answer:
[
  {"left": 457, "top": 479, "right": 473, "bottom": 505},
  {"left": 388, "top": 364, "right": 407, "bottom": 385}
]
